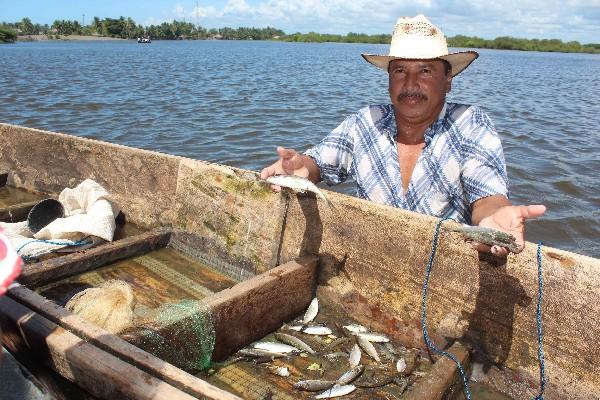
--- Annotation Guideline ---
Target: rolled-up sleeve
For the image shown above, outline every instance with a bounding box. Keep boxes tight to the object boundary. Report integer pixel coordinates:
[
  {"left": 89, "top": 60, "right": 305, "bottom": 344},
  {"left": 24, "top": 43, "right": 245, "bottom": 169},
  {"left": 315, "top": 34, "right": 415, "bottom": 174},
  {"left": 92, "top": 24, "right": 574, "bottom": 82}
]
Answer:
[
  {"left": 460, "top": 107, "right": 510, "bottom": 204},
  {"left": 304, "top": 114, "right": 356, "bottom": 186}
]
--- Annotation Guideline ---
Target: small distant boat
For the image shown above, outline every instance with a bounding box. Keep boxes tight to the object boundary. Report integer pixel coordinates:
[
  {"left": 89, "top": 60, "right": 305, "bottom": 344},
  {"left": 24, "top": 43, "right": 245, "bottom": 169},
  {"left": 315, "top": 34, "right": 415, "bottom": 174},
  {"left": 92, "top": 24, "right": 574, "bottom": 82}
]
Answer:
[{"left": 137, "top": 37, "right": 151, "bottom": 44}]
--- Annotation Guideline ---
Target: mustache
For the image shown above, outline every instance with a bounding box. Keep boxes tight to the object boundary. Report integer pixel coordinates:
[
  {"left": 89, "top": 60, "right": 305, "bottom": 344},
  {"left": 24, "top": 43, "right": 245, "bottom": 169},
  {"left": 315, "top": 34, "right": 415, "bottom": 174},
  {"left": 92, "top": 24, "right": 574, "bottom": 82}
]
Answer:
[{"left": 397, "top": 91, "right": 427, "bottom": 101}]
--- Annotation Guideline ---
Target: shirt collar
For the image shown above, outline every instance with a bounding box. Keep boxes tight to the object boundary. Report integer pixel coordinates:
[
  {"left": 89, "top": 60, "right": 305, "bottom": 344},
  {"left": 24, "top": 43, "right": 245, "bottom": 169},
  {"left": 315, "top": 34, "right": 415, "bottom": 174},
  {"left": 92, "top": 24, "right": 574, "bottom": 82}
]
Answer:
[
  {"left": 381, "top": 102, "right": 449, "bottom": 145},
  {"left": 424, "top": 102, "right": 448, "bottom": 145}
]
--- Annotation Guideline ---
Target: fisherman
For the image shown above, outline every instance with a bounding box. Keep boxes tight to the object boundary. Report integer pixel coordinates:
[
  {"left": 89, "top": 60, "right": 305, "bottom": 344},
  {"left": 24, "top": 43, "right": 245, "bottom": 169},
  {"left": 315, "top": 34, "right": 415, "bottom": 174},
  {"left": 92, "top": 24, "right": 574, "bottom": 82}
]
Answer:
[{"left": 261, "top": 14, "right": 545, "bottom": 256}]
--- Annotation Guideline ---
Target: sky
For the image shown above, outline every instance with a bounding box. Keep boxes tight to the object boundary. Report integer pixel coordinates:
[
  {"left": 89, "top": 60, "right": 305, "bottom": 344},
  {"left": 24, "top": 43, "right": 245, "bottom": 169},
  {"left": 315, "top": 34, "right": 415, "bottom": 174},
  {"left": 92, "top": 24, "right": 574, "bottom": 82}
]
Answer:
[{"left": 2, "top": 0, "right": 600, "bottom": 43}]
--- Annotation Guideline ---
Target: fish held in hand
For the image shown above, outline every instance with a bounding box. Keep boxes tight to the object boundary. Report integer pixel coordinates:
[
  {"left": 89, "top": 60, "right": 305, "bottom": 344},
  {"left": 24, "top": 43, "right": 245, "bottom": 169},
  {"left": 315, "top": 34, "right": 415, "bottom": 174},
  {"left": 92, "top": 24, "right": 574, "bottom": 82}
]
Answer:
[
  {"left": 445, "top": 225, "right": 520, "bottom": 253},
  {"left": 265, "top": 175, "right": 332, "bottom": 206}
]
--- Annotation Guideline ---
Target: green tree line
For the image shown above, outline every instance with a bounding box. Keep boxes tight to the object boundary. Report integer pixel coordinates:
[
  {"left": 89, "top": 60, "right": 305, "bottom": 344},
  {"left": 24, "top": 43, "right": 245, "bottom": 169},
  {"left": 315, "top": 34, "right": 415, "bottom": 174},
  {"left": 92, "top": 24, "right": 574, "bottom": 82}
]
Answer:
[
  {"left": 0, "top": 16, "right": 283, "bottom": 41},
  {"left": 278, "top": 32, "right": 599, "bottom": 54},
  {"left": 1, "top": 16, "right": 599, "bottom": 54}
]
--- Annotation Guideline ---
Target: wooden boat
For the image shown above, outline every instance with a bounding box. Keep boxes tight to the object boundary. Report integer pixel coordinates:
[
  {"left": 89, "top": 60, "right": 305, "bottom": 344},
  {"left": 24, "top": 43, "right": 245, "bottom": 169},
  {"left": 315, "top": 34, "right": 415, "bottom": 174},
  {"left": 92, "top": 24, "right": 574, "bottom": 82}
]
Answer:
[{"left": 0, "top": 122, "right": 598, "bottom": 400}]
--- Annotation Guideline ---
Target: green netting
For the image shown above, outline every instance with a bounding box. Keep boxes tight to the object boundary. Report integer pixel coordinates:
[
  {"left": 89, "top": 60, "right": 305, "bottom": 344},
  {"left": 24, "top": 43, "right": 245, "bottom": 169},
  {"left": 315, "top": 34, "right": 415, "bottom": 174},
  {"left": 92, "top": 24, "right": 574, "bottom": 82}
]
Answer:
[{"left": 121, "top": 299, "right": 215, "bottom": 372}]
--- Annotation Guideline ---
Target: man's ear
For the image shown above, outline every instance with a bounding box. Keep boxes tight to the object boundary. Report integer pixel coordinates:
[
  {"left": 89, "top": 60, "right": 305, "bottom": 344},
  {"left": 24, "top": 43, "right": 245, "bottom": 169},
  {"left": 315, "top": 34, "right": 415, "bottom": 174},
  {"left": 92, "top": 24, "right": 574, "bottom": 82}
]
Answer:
[{"left": 446, "top": 77, "right": 452, "bottom": 93}]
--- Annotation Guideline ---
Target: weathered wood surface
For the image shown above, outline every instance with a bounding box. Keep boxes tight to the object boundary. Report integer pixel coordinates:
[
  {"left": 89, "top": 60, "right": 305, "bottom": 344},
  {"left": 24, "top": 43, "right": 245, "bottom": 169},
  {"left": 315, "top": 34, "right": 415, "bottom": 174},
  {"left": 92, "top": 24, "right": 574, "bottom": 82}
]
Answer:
[
  {"left": 0, "top": 200, "right": 38, "bottom": 222},
  {"left": 205, "top": 255, "right": 319, "bottom": 360},
  {"left": 125, "top": 255, "right": 319, "bottom": 364},
  {"left": 19, "top": 227, "right": 172, "bottom": 286},
  {"left": 0, "top": 296, "right": 201, "bottom": 400},
  {"left": 3, "top": 123, "right": 600, "bottom": 399},
  {"left": 172, "top": 158, "right": 287, "bottom": 274},
  {"left": 405, "top": 342, "right": 470, "bottom": 400},
  {"left": 7, "top": 285, "right": 242, "bottom": 400},
  {"left": 0, "top": 123, "right": 181, "bottom": 227},
  {"left": 0, "top": 123, "right": 288, "bottom": 271},
  {"left": 279, "top": 194, "right": 600, "bottom": 400}
]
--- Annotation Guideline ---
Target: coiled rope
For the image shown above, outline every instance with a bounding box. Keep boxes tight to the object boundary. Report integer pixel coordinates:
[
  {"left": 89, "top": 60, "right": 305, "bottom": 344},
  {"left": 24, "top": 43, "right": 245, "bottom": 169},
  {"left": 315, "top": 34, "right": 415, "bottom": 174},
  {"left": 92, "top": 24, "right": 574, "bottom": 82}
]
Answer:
[
  {"left": 16, "top": 239, "right": 91, "bottom": 262},
  {"left": 421, "top": 218, "right": 547, "bottom": 400}
]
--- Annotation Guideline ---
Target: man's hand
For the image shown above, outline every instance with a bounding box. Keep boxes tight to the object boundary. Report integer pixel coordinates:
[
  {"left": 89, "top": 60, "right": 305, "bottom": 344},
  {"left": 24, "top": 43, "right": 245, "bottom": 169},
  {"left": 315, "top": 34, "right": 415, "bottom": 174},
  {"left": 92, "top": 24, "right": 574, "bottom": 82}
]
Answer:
[
  {"left": 471, "top": 195, "right": 546, "bottom": 256},
  {"left": 260, "top": 147, "right": 320, "bottom": 191},
  {"left": 476, "top": 204, "right": 546, "bottom": 256}
]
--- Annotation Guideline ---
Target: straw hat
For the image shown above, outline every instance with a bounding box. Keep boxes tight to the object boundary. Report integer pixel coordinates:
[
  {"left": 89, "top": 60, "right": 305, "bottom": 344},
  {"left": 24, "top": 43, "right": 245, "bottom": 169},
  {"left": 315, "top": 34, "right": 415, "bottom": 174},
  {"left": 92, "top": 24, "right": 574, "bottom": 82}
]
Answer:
[{"left": 362, "top": 14, "right": 478, "bottom": 77}]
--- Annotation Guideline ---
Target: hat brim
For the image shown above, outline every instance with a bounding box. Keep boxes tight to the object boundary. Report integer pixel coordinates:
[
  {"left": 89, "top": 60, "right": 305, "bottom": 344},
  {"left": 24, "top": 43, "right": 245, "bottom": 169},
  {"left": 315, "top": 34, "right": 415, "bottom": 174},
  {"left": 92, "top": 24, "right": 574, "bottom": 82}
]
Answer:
[{"left": 361, "top": 51, "right": 479, "bottom": 77}]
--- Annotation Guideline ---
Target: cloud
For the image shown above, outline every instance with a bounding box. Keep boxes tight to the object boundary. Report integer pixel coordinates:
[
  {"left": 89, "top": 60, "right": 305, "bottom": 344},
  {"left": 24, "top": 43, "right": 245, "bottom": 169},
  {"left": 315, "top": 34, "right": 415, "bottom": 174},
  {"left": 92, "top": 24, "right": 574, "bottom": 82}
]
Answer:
[{"left": 168, "top": 0, "right": 599, "bottom": 42}]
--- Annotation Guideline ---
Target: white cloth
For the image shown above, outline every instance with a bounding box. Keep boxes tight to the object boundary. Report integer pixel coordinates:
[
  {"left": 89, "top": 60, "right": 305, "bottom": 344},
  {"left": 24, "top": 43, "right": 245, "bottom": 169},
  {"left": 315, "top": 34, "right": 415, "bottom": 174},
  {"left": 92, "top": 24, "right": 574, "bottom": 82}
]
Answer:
[
  {"left": 1, "top": 179, "right": 119, "bottom": 258},
  {"left": 36, "top": 179, "right": 119, "bottom": 242}
]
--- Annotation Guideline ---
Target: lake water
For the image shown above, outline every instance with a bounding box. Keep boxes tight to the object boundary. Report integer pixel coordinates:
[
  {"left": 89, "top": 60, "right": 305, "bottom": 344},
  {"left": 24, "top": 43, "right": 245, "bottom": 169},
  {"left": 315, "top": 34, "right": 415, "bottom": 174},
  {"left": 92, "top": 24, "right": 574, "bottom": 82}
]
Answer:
[{"left": 1, "top": 40, "right": 599, "bottom": 257}]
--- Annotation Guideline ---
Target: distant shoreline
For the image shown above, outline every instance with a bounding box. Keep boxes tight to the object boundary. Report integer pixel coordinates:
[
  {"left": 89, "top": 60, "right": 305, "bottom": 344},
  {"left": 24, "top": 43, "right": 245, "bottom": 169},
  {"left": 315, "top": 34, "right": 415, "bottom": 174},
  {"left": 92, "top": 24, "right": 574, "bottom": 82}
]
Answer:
[{"left": 17, "top": 34, "right": 126, "bottom": 41}]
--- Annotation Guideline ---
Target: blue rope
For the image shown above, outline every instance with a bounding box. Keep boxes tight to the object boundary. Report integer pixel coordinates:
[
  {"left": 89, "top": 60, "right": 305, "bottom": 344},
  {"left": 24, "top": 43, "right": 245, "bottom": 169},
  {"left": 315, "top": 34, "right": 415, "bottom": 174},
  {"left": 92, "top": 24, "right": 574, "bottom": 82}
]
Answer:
[
  {"left": 534, "top": 241, "right": 546, "bottom": 400},
  {"left": 16, "top": 239, "right": 91, "bottom": 260},
  {"left": 422, "top": 219, "right": 547, "bottom": 400},
  {"left": 421, "top": 217, "right": 472, "bottom": 400}
]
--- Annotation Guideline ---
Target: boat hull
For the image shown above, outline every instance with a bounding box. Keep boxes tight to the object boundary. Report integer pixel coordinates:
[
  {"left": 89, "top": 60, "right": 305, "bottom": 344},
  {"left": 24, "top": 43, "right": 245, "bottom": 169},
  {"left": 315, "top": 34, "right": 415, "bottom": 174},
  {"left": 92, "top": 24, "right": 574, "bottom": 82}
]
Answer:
[{"left": 1, "top": 122, "right": 599, "bottom": 399}]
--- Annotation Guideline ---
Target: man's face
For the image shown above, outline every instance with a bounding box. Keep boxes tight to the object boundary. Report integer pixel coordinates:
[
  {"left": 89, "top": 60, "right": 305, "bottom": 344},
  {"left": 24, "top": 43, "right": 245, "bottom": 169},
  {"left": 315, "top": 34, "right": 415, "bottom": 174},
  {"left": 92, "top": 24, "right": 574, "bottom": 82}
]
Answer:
[{"left": 388, "top": 59, "right": 452, "bottom": 125}]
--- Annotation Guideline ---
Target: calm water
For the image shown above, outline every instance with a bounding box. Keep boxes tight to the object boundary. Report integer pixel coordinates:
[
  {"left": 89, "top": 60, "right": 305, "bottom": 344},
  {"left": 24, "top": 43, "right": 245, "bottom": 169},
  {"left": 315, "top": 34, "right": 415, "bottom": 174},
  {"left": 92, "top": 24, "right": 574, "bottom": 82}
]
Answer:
[{"left": 1, "top": 40, "right": 599, "bottom": 257}]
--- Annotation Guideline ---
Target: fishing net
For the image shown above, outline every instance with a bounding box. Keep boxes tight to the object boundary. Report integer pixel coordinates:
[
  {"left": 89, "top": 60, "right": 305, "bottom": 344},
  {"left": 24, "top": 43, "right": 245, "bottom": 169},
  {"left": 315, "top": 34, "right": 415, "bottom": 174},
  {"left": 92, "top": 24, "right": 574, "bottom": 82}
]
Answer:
[
  {"left": 65, "top": 279, "right": 135, "bottom": 334},
  {"left": 120, "top": 299, "right": 216, "bottom": 372}
]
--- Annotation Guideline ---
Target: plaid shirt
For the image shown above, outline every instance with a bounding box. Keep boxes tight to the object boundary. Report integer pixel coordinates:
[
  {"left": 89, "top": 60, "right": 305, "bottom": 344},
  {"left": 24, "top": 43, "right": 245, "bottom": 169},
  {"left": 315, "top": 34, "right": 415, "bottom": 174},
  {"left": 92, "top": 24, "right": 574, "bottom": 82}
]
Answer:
[{"left": 305, "top": 102, "right": 509, "bottom": 224}]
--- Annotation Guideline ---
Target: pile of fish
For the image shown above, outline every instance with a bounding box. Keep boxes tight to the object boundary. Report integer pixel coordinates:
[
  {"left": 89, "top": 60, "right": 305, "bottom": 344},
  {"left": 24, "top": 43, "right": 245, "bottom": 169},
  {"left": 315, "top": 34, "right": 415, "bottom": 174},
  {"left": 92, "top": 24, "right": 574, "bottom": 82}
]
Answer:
[{"left": 230, "top": 297, "right": 429, "bottom": 398}]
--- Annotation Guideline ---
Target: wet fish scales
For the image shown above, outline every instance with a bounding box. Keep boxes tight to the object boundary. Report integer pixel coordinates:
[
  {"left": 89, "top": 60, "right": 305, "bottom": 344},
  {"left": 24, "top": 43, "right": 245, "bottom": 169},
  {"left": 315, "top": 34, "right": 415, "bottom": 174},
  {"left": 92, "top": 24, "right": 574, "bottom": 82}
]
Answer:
[
  {"left": 265, "top": 175, "right": 332, "bottom": 206},
  {"left": 315, "top": 384, "right": 357, "bottom": 399},
  {"left": 446, "top": 225, "right": 519, "bottom": 252},
  {"left": 358, "top": 336, "right": 381, "bottom": 362},
  {"left": 336, "top": 365, "right": 364, "bottom": 385},
  {"left": 303, "top": 297, "right": 319, "bottom": 324},
  {"left": 274, "top": 332, "right": 316, "bottom": 354},
  {"left": 293, "top": 379, "right": 336, "bottom": 392},
  {"left": 348, "top": 344, "right": 361, "bottom": 368}
]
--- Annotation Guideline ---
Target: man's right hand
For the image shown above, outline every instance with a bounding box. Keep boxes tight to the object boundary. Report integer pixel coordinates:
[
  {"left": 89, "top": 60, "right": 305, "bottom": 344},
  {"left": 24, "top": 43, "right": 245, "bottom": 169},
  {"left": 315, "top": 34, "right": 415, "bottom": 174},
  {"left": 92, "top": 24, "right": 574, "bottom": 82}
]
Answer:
[{"left": 260, "top": 147, "right": 317, "bottom": 191}]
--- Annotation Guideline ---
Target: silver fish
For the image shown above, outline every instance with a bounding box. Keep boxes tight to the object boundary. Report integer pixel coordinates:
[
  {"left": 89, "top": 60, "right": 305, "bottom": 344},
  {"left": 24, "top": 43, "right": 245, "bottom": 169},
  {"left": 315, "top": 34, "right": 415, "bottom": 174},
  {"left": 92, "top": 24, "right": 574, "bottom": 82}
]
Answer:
[
  {"left": 355, "top": 332, "right": 390, "bottom": 343},
  {"left": 396, "top": 358, "right": 407, "bottom": 373},
  {"left": 342, "top": 324, "right": 368, "bottom": 334},
  {"left": 302, "top": 326, "right": 332, "bottom": 336},
  {"left": 293, "top": 379, "right": 336, "bottom": 392},
  {"left": 357, "top": 336, "right": 380, "bottom": 362},
  {"left": 253, "top": 341, "right": 299, "bottom": 354},
  {"left": 336, "top": 365, "right": 364, "bottom": 385},
  {"left": 315, "top": 384, "right": 357, "bottom": 399},
  {"left": 266, "top": 175, "right": 331, "bottom": 205},
  {"left": 445, "top": 225, "right": 519, "bottom": 253},
  {"left": 348, "top": 344, "right": 361, "bottom": 368},
  {"left": 268, "top": 366, "right": 290, "bottom": 377},
  {"left": 274, "top": 332, "right": 316, "bottom": 355},
  {"left": 285, "top": 324, "right": 303, "bottom": 332},
  {"left": 303, "top": 297, "right": 319, "bottom": 324},
  {"left": 237, "top": 348, "right": 286, "bottom": 358}
]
